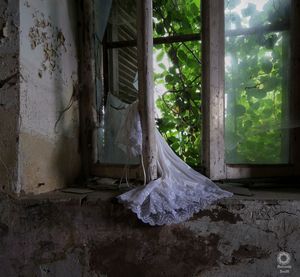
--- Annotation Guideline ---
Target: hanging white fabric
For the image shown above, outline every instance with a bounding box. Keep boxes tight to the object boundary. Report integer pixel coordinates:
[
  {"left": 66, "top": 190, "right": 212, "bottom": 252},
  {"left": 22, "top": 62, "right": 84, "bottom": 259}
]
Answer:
[
  {"left": 116, "top": 101, "right": 233, "bottom": 226},
  {"left": 95, "top": 2, "right": 233, "bottom": 225},
  {"left": 115, "top": 101, "right": 142, "bottom": 158},
  {"left": 94, "top": 0, "right": 113, "bottom": 42}
]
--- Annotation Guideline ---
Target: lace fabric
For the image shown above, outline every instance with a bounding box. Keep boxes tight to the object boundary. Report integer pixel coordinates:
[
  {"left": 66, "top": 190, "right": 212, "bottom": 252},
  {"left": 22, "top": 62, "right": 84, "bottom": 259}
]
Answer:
[
  {"left": 116, "top": 104, "right": 233, "bottom": 226},
  {"left": 115, "top": 101, "right": 142, "bottom": 157}
]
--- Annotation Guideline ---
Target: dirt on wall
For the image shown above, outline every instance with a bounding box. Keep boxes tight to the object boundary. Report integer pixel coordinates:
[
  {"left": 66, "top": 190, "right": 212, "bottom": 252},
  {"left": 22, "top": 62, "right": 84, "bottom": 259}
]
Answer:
[{"left": 0, "top": 192, "right": 299, "bottom": 277}]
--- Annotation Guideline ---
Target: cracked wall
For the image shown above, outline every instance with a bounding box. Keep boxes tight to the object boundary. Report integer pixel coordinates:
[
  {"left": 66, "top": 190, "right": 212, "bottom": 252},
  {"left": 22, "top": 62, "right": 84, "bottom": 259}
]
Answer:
[
  {"left": 0, "top": 0, "right": 81, "bottom": 194},
  {"left": 0, "top": 0, "right": 20, "bottom": 193},
  {"left": 0, "top": 195, "right": 299, "bottom": 276},
  {"left": 18, "top": 0, "right": 80, "bottom": 194}
]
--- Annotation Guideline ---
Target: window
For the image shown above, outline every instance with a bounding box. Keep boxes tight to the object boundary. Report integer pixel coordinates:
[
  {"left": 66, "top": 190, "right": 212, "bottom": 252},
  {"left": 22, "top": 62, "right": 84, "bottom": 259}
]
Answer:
[
  {"left": 93, "top": 0, "right": 141, "bottom": 178},
  {"left": 81, "top": 0, "right": 300, "bottom": 182},
  {"left": 91, "top": 0, "right": 202, "bottom": 180},
  {"left": 153, "top": 0, "right": 202, "bottom": 170},
  {"left": 202, "top": 0, "right": 300, "bottom": 180},
  {"left": 224, "top": 0, "right": 290, "bottom": 165}
]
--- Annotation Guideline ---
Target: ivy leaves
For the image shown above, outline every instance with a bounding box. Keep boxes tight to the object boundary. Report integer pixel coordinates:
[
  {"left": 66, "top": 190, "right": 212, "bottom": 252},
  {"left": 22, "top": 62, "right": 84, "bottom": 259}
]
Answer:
[
  {"left": 153, "top": 0, "right": 290, "bottom": 166},
  {"left": 153, "top": 0, "right": 202, "bottom": 168},
  {"left": 225, "top": 0, "right": 290, "bottom": 164}
]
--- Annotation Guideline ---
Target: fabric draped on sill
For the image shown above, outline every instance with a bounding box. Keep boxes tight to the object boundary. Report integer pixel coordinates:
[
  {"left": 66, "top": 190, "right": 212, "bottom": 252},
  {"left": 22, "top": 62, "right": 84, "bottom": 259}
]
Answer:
[{"left": 116, "top": 101, "right": 233, "bottom": 226}]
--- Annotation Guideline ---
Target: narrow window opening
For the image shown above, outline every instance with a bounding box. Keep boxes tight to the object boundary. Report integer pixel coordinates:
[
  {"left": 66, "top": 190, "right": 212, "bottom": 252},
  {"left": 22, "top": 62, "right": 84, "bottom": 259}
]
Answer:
[{"left": 153, "top": 0, "right": 202, "bottom": 170}]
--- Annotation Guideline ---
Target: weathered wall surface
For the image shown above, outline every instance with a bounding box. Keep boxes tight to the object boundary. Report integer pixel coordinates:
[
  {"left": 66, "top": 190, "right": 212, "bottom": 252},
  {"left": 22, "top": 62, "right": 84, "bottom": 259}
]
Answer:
[
  {"left": 0, "top": 0, "right": 20, "bottom": 193},
  {"left": 18, "top": 0, "right": 81, "bottom": 194},
  {"left": 0, "top": 194, "right": 299, "bottom": 277}
]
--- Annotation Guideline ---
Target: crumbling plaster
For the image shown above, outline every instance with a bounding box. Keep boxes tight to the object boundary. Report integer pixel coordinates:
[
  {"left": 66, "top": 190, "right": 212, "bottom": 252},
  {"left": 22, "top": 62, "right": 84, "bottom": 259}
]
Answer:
[
  {"left": 0, "top": 193, "right": 299, "bottom": 276},
  {"left": 18, "top": 0, "right": 81, "bottom": 194},
  {"left": 0, "top": 0, "right": 81, "bottom": 194}
]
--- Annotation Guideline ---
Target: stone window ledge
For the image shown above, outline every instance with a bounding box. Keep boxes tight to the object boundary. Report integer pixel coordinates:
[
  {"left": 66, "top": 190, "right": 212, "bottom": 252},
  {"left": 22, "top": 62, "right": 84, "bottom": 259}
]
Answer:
[{"left": 4, "top": 185, "right": 300, "bottom": 218}]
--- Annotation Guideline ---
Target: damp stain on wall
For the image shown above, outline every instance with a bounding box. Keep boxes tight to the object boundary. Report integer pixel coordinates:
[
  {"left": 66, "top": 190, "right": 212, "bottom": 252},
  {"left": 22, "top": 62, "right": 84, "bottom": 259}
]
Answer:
[{"left": 0, "top": 195, "right": 299, "bottom": 277}]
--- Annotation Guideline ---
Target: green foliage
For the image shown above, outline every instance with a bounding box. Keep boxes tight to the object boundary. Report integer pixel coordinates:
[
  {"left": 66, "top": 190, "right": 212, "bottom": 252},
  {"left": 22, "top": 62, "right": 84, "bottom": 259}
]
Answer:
[
  {"left": 153, "top": 0, "right": 290, "bottom": 167},
  {"left": 153, "top": 0, "right": 202, "bottom": 168},
  {"left": 225, "top": 0, "right": 290, "bottom": 164}
]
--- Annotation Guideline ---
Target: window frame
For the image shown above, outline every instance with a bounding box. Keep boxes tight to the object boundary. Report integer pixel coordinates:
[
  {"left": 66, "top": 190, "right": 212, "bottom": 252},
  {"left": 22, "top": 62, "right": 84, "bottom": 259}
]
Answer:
[
  {"left": 201, "top": 0, "right": 300, "bottom": 180},
  {"left": 88, "top": 0, "right": 158, "bottom": 182},
  {"left": 81, "top": 0, "right": 300, "bottom": 182},
  {"left": 91, "top": 0, "right": 203, "bottom": 180}
]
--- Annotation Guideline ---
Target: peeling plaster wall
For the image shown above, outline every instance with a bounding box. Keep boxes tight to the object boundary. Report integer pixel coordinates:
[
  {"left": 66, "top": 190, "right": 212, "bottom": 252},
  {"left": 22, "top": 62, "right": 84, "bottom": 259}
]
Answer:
[
  {"left": 18, "top": 0, "right": 80, "bottom": 194},
  {"left": 0, "top": 194, "right": 299, "bottom": 276},
  {"left": 0, "top": 0, "right": 20, "bottom": 193}
]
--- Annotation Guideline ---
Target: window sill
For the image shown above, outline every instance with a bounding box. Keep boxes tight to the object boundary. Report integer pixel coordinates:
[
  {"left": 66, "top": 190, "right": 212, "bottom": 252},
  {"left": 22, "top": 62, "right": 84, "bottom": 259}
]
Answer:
[
  {"left": 13, "top": 183, "right": 300, "bottom": 207},
  {"left": 219, "top": 182, "right": 300, "bottom": 200}
]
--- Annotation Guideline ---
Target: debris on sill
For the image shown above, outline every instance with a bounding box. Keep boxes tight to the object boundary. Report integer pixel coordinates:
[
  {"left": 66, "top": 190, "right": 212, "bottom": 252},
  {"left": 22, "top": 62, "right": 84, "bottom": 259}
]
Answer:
[
  {"left": 87, "top": 177, "right": 136, "bottom": 191},
  {"left": 218, "top": 182, "right": 253, "bottom": 197},
  {"left": 60, "top": 178, "right": 138, "bottom": 195},
  {"left": 60, "top": 188, "right": 94, "bottom": 194}
]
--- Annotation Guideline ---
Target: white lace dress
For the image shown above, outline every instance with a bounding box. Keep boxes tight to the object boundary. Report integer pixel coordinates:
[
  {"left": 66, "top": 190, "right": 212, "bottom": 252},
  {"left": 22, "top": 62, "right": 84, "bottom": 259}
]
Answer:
[{"left": 116, "top": 102, "right": 233, "bottom": 226}]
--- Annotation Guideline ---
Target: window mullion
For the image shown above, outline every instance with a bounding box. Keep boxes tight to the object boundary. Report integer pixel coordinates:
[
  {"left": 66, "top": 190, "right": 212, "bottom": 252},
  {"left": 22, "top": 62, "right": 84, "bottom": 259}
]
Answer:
[
  {"left": 136, "top": 0, "right": 157, "bottom": 182},
  {"left": 202, "top": 0, "right": 226, "bottom": 180}
]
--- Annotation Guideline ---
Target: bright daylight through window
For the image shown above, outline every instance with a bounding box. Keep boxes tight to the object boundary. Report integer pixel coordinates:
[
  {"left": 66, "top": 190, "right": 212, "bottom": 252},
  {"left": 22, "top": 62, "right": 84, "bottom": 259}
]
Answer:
[{"left": 224, "top": 0, "right": 291, "bottom": 164}]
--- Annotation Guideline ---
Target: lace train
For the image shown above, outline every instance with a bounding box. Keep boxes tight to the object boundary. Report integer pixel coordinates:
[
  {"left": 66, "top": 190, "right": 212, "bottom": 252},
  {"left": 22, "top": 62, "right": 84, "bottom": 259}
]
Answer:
[{"left": 117, "top": 127, "right": 233, "bottom": 226}]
